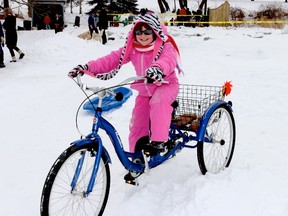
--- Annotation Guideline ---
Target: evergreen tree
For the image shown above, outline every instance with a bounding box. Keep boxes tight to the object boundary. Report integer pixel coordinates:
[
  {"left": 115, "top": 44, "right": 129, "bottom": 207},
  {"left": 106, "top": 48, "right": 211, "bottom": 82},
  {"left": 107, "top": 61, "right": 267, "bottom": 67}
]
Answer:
[{"left": 87, "top": 0, "right": 139, "bottom": 14}]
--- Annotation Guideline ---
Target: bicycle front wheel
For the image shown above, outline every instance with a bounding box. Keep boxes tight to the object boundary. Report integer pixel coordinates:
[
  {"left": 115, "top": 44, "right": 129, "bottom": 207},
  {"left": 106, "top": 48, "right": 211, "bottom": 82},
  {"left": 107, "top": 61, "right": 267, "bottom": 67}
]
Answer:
[
  {"left": 41, "top": 144, "right": 110, "bottom": 216},
  {"left": 197, "top": 105, "right": 236, "bottom": 175}
]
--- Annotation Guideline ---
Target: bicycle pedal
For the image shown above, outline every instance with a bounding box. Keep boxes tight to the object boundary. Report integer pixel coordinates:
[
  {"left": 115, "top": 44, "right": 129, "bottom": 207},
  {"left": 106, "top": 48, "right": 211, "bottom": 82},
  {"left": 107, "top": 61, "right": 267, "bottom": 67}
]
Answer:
[
  {"left": 124, "top": 172, "right": 139, "bottom": 186},
  {"left": 125, "top": 179, "right": 139, "bottom": 186}
]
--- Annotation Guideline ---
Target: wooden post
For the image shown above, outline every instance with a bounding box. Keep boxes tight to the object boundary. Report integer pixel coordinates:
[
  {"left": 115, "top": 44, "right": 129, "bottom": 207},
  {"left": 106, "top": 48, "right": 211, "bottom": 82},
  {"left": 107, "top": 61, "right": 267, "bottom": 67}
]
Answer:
[{"left": 4, "top": 0, "right": 9, "bottom": 8}]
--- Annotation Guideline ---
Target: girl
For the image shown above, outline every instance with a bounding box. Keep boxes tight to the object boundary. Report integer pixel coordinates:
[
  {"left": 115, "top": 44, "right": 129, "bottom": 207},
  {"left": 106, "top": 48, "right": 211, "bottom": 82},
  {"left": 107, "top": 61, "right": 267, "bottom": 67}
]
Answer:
[{"left": 69, "top": 9, "right": 181, "bottom": 155}]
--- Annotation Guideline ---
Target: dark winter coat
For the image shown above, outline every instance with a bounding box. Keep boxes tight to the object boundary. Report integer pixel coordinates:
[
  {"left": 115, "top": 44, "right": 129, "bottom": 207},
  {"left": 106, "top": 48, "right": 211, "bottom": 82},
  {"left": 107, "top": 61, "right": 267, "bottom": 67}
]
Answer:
[
  {"left": 0, "top": 21, "right": 4, "bottom": 52},
  {"left": 3, "top": 14, "right": 18, "bottom": 47},
  {"left": 98, "top": 10, "right": 108, "bottom": 30},
  {"left": 54, "top": 15, "right": 64, "bottom": 33},
  {"left": 0, "top": 22, "right": 4, "bottom": 38},
  {"left": 88, "top": 15, "right": 99, "bottom": 30}
]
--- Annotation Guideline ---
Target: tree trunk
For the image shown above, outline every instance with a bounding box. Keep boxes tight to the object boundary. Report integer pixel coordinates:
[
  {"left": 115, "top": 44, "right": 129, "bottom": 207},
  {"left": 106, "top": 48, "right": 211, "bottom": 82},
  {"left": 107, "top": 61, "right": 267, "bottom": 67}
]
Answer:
[
  {"left": 79, "top": 0, "right": 82, "bottom": 14},
  {"left": 162, "top": 0, "right": 170, "bottom": 11},
  {"left": 183, "top": 0, "right": 187, "bottom": 8},
  {"left": 28, "top": 0, "right": 32, "bottom": 17},
  {"left": 4, "top": 0, "right": 9, "bottom": 8},
  {"left": 178, "top": 0, "right": 183, "bottom": 8},
  {"left": 172, "top": 0, "right": 176, "bottom": 13},
  {"left": 157, "top": 0, "right": 165, "bottom": 13},
  {"left": 199, "top": 0, "right": 207, "bottom": 11},
  {"left": 179, "top": 0, "right": 187, "bottom": 8}
]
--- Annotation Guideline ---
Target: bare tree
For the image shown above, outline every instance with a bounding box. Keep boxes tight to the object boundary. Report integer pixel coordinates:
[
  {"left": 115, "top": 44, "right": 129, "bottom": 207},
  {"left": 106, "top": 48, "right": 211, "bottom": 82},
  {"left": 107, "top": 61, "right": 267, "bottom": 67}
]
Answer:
[
  {"left": 162, "top": 0, "right": 170, "bottom": 11},
  {"left": 199, "top": 0, "right": 207, "bottom": 14},
  {"left": 157, "top": 0, "right": 170, "bottom": 13},
  {"left": 157, "top": 0, "right": 165, "bottom": 13},
  {"left": 4, "top": 0, "right": 9, "bottom": 8},
  {"left": 178, "top": 0, "right": 187, "bottom": 9},
  {"left": 5, "top": 0, "right": 37, "bottom": 17},
  {"left": 79, "top": 0, "right": 82, "bottom": 14},
  {"left": 172, "top": 0, "right": 176, "bottom": 13}
]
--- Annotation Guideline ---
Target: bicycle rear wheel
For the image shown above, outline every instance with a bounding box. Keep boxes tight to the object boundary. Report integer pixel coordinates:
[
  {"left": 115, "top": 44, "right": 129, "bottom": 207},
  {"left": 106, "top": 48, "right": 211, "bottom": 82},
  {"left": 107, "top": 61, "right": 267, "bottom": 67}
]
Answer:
[
  {"left": 41, "top": 144, "right": 110, "bottom": 216},
  {"left": 197, "top": 105, "right": 236, "bottom": 175}
]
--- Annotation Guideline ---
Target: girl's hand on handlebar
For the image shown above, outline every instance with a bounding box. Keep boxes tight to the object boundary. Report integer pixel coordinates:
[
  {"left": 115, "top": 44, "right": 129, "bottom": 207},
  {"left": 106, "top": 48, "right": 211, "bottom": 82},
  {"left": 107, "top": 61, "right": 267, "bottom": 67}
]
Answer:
[
  {"left": 145, "top": 67, "right": 169, "bottom": 85},
  {"left": 145, "top": 67, "right": 164, "bottom": 83},
  {"left": 68, "top": 64, "right": 88, "bottom": 78}
]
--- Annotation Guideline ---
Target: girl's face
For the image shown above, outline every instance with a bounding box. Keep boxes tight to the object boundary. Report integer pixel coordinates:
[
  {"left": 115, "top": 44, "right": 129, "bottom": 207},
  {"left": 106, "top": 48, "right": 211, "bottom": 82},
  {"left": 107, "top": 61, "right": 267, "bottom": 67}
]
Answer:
[{"left": 135, "top": 25, "right": 154, "bottom": 46}]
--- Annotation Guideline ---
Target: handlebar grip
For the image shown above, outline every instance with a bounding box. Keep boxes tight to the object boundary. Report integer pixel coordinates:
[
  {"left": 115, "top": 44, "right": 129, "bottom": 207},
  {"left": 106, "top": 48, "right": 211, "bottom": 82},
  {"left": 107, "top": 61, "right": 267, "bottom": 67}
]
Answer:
[{"left": 146, "top": 77, "right": 155, "bottom": 84}]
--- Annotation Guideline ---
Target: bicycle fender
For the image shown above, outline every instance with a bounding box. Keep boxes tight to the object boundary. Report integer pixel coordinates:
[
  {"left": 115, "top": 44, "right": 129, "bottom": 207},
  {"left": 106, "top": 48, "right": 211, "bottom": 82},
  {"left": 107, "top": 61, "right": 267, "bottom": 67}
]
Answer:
[
  {"left": 197, "top": 101, "right": 233, "bottom": 142},
  {"left": 71, "top": 138, "right": 111, "bottom": 163}
]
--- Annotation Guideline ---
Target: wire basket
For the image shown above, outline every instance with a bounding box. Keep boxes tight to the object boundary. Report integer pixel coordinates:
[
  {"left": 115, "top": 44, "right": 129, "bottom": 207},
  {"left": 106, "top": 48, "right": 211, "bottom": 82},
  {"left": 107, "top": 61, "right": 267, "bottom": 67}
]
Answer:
[{"left": 172, "top": 84, "right": 223, "bottom": 130}]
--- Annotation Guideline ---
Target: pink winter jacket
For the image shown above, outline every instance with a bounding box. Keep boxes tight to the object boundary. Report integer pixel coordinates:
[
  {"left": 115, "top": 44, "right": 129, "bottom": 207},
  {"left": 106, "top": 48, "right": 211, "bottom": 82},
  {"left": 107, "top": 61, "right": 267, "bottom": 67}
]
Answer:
[{"left": 86, "top": 41, "right": 179, "bottom": 96}]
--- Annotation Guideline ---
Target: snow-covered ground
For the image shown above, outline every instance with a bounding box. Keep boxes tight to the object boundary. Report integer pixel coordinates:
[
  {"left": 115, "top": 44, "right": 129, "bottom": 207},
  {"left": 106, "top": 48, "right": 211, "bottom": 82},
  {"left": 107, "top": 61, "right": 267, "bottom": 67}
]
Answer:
[{"left": 1, "top": 0, "right": 288, "bottom": 215}]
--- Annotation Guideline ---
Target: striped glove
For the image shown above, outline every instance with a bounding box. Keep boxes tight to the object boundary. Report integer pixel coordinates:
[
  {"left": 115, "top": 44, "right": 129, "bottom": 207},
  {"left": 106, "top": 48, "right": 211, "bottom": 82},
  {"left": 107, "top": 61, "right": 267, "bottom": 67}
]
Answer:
[
  {"left": 68, "top": 64, "right": 88, "bottom": 78},
  {"left": 145, "top": 67, "right": 164, "bottom": 83}
]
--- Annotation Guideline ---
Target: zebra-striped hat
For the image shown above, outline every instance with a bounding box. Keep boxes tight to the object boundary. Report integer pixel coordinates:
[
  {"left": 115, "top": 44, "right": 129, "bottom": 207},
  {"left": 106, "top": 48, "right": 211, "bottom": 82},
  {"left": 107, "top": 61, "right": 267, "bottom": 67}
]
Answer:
[
  {"left": 134, "top": 9, "right": 165, "bottom": 42},
  {"left": 96, "top": 9, "right": 166, "bottom": 80}
]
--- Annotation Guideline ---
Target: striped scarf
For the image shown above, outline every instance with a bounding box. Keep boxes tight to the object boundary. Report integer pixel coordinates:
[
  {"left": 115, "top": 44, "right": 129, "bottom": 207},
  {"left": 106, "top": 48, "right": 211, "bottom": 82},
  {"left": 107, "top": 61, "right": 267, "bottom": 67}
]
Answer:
[{"left": 96, "top": 10, "right": 165, "bottom": 80}]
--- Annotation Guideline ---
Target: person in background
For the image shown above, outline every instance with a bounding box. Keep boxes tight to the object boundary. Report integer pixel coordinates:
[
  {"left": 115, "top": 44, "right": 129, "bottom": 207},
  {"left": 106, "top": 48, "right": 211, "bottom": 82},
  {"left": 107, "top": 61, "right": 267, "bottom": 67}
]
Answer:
[
  {"left": 3, "top": 8, "right": 25, "bottom": 63},
  {"left": 98, "top": 9, "right": 108, "bottom": 44},
  {"left": 193, "top": 9, "right": 202, "bottom": 23},
  {"left": 68, "top": 9, "right": 182, "bottom": 157},
  {"left": 0, "top": 21, "right": 5, "bottom": 68},
  {"left": 178, "top": 7, "right": 187, "bottom": 26},
  {"left": 54, "top": 12, "right": 64, "bottom": 34},
  {"left": 44, "top": 14, "right": 51, "bottom": 30},
  {"left": 185, "top": 8, "right": 192, "bottom": 27},
  {"left": 88, "top": 11, "right": 99, "bottom": 38},
  {"left": 123, "top": 18, "right": 128, "bottom": 26}
]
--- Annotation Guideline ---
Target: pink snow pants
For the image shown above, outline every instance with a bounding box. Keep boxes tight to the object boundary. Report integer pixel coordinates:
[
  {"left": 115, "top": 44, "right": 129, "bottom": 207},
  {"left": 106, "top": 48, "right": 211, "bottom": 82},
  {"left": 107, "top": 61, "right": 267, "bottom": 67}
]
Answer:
[{"left": 128, "top": 82, "right": 179, "bottom": 152}]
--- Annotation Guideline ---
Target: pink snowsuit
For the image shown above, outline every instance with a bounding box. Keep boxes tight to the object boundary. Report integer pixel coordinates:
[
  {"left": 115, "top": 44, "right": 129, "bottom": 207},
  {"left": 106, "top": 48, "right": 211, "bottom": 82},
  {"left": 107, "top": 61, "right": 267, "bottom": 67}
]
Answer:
[{"left": 84, "top": 19, "right": 179, "bottom": 152}]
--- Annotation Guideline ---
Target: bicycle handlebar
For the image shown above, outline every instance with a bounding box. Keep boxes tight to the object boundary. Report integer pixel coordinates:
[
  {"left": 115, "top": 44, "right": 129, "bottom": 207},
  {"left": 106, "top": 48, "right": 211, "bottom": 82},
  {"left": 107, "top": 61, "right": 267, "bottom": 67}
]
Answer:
[
  {"left": 75, "top": 75, "right": 168, "bottom": 90},
  {"left": 77, "top": 74, "right": 143, "bottom": 88},
  {"left": 74, "top": 75, "right": 146, "bottom": 106},
  {"left": 74, "top": 74, "right": 169, "bottom": 102}
]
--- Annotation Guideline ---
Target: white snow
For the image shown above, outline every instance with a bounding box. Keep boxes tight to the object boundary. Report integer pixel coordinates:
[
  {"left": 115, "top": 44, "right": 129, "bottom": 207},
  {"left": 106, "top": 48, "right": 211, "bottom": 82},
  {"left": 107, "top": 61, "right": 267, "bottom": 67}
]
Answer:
[{"left": 1, "top": 0, "right": 288, "bottom": 215}]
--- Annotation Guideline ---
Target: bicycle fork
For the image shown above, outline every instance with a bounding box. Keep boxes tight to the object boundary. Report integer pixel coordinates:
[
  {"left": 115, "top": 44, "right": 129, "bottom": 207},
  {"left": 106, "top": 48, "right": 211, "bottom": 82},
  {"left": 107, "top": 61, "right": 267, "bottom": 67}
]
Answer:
[{"left": 70, "top": 139, "right": 104, "bottom": 197}]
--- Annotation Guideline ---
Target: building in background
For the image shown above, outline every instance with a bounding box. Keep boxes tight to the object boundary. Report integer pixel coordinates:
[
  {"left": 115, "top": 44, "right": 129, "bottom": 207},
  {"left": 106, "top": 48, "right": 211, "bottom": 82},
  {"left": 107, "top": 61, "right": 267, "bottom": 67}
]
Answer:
[{"left": 32, "top": 0, "right": 65, "bottom": 30}]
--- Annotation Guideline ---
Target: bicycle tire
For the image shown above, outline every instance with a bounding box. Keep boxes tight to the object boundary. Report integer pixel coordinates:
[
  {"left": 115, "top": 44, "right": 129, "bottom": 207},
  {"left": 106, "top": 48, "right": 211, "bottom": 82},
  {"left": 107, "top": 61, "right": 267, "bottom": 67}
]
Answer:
[
  {"left": 40, "top": 144, "right": 110, "bottom": 216},
  {"left": 197, "top": 105, "right": 236, "bottom": 175}
]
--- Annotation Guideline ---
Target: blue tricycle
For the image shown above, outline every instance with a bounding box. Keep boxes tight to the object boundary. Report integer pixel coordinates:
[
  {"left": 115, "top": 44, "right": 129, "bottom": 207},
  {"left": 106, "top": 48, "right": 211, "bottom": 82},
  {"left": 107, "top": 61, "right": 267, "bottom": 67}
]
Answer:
[{"left": 40, "top": 76, "right": 236, "bottom": 216}]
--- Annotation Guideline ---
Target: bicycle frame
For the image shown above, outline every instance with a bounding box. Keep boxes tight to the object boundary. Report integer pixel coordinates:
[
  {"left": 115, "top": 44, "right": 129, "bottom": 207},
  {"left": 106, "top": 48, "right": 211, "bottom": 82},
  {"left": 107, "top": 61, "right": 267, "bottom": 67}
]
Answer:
[
  {"left": 71, "top": 104, "right": 201, "bottom": 195},
  {"left": 40, "top": 76, "right": 236, "bottom": 216},
  {"left": 69, "top": 76, "right": 233, "bottom": 195}
]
